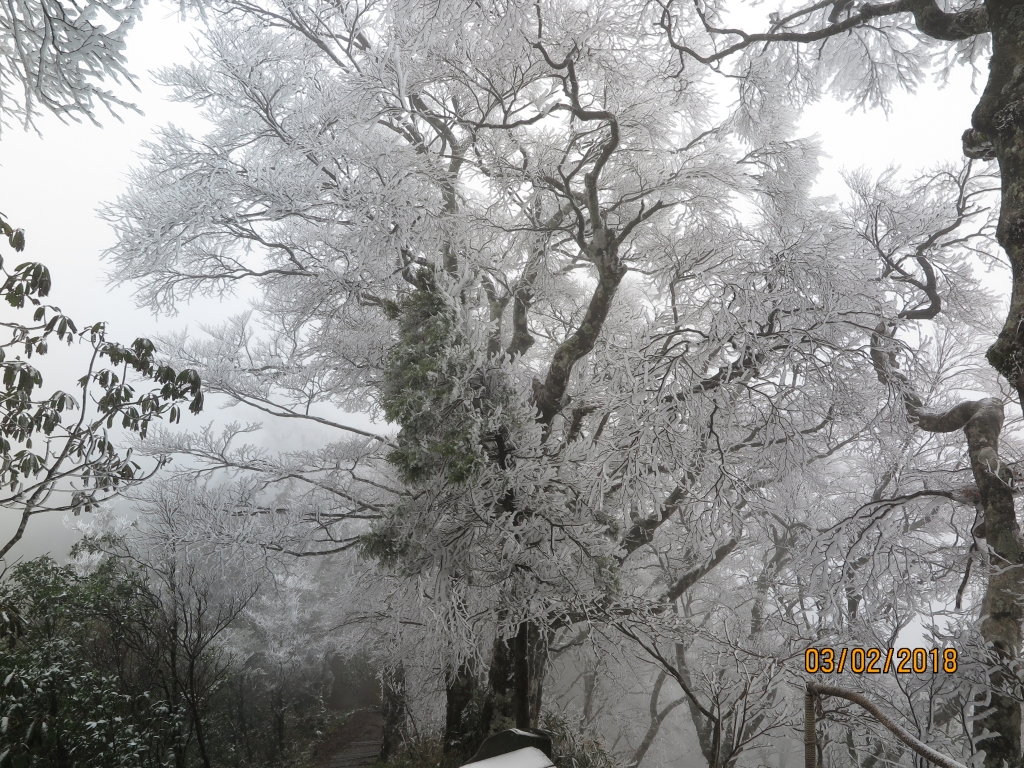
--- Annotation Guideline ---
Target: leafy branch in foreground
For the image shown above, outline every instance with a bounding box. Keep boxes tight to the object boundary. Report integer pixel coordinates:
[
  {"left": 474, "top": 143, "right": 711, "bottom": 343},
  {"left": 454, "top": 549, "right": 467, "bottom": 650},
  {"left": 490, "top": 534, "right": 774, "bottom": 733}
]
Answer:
[{"left": 0, "top": 213, "right": 204, "bottom": 559}]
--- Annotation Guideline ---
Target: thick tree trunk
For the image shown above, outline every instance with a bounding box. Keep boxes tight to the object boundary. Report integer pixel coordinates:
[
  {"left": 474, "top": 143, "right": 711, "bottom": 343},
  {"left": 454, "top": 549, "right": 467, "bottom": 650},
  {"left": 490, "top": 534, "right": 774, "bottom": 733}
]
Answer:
[
  {"left": 921, "top": 407, "right": 1022, "bottom": 763},
  {"left": 961, "top": 400, "right": 1023, "bottom": 768},
  {"left": 514, "top": 621, "right": 547, "bottom": 728},
  {"left": 480, "top": 623, "right": 546, "bottom": 737},
  {"left": 976, "top": 0, "right": 1024, "bottom": 415},
  {"left": 444, "top": 660, "right": 480, "bottom": 757},
  {"left": 916, "top": 399, "right": 1023, "bottom": 768},
  {"left": 480, "top": 633, "right": 516, "bottom": 738},
  {"left": 971, "top": 25, "right": 1024, "bottom": 755},
  {"left": 380, "top": 663, "right": 407, "bottom": 762},
  {"left": 874, "top": 314, "right": 1024, "bottom": 768},
  {"left": 514, "top": 622, "right": 531, "bottom": 729}
]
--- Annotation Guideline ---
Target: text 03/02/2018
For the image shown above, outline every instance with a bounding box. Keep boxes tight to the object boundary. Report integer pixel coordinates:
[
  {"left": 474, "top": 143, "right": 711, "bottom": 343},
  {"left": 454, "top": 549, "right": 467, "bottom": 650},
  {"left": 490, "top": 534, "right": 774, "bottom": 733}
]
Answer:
[{"left": 804, "top": 647, "right": 958, "bottom": 674}]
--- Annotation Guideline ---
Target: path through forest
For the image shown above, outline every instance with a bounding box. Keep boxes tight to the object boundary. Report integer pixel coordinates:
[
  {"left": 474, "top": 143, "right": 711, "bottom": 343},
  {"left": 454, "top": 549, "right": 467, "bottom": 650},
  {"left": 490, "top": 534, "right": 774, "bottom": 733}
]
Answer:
[{"left": 314, "top": 707, "right": 384, "bottom": 768}]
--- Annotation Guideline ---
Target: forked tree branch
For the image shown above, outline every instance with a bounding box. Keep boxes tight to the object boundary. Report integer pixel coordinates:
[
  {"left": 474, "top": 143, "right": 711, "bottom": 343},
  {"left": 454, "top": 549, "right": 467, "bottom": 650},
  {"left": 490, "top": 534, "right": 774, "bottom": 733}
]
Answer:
[
  {"left": 659, "top": 0, "right": 987, "bottom": 68},
  {"left": 805, "top": 682, "right": 968, "bottom": 768}
]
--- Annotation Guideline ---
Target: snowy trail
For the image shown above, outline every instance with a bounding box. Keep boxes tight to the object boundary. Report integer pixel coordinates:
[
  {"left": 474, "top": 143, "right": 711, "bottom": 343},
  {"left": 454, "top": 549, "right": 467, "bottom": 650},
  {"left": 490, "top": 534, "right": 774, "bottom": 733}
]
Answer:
[{"left": 324, "top": 707, "right": 384, "bottom": 768}]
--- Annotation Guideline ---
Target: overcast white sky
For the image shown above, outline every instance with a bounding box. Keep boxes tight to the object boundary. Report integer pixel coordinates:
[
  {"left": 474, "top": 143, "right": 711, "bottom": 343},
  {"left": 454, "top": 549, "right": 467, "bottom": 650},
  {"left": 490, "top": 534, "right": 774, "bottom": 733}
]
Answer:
[{"left": 0, "top": 9, "right": 1002, "bottom": 563}]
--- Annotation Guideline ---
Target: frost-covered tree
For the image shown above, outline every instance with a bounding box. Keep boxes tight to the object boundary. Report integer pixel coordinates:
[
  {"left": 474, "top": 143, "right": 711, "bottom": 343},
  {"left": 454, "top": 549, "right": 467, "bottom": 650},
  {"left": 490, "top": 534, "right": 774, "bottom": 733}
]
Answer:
[
  {"left": 634, "top": 3, "right": 1024, "bottom": 764},
  {"left": 648, "top": 0, "right": 1023, "bottom": 424},
  {"left": 101, "top": 0, "right": 1015, "bottom": 765},
  {"left": 100, "top": 483, "right": 269, "bottom": 768}
]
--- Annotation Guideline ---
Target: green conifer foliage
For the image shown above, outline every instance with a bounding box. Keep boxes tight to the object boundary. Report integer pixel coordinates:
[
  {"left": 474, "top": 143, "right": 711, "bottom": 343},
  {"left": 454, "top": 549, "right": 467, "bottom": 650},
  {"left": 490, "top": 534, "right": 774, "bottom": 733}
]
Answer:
[{"left": 381, "top": 270, "right": 490, "bottom": 487}]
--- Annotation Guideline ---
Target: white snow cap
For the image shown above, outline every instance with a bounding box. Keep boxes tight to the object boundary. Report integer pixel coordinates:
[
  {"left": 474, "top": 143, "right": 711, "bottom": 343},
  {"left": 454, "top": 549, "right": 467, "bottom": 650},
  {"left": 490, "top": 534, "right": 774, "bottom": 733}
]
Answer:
[{"left": 462, "top": 747, "right": 555, "bottom": 768}]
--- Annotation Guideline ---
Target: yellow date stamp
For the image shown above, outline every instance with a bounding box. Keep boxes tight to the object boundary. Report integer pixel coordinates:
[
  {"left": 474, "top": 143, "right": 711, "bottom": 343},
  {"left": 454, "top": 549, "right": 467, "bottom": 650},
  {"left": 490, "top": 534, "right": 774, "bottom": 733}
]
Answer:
[{"left": 804, "top": 647, "right": 958, "bottom": 674}]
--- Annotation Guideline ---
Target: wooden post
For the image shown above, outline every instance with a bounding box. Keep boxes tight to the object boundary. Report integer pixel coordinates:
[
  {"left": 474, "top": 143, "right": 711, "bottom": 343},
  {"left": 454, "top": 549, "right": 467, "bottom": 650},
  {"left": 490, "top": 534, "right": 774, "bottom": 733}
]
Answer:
[{"left": 804, "top": 690, "right": 817, "bottom": 768}]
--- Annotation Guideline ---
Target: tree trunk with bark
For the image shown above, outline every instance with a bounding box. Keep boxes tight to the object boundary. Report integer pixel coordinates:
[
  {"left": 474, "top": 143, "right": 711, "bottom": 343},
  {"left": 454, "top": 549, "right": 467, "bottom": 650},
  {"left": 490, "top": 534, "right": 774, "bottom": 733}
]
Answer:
[
  {"left": 913, "top": 399, "right": 1021, "bottom": 768},
  {"left": 444, "top": 661, "right": 480, "bottom": 758},
  {"left": 479, "top": 622, "right": 547, "bottom": 737},
  {"left": 873, "top": 324, "right": 1024, "bottom": 768},
  {"left": 976, "top": 0, "right": 1024, "bottom": 415},
  {"left": 480, "top": 633, "right": 516, "bottom": 739},
  {"left": 380, "top": 663, "right": 407, "bottom": 762}
]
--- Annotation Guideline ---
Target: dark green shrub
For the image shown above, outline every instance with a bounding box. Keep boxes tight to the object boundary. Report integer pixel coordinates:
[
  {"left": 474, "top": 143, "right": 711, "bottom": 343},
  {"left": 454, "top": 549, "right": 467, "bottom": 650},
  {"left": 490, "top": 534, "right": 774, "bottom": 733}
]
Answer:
[{"left": 0, "top": 557, "right": 180, "bottom": 768}]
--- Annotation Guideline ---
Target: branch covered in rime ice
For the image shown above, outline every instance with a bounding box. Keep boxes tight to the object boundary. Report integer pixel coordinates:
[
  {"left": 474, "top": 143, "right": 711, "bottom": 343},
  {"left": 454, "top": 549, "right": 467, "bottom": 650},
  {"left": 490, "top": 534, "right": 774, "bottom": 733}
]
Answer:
[
  {"left": 0, "top": 0, "right": 145, "bottom": 129},
  {"left": 807, "top": 682, "right": 968, "bottom": 768}
]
